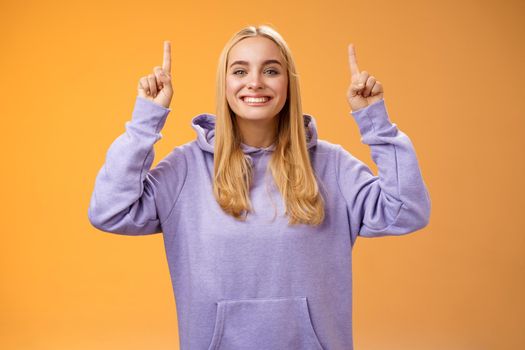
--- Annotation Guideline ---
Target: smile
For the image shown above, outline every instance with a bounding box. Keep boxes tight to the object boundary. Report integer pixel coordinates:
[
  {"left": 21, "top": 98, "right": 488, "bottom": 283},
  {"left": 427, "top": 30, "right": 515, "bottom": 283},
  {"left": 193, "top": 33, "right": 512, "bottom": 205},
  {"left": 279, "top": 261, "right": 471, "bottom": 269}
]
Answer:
[{"left": 242, "top": 96, "right": 272, "bottom": 106}]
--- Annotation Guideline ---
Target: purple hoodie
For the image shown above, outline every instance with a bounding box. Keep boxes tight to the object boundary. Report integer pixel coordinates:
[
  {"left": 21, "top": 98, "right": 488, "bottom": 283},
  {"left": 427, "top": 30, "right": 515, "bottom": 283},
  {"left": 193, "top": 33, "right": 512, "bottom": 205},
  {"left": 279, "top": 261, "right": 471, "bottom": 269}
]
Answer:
[{"left": 88, "top": 96, "right": 431, "bottom": 350}]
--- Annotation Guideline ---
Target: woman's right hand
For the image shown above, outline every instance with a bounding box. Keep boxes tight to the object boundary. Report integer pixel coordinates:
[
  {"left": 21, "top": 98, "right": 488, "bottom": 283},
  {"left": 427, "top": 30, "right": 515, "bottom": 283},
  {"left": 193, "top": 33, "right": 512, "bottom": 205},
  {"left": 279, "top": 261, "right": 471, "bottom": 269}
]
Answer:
[{"left": 137, "top": 41, "right": 173, "bottom": 109}]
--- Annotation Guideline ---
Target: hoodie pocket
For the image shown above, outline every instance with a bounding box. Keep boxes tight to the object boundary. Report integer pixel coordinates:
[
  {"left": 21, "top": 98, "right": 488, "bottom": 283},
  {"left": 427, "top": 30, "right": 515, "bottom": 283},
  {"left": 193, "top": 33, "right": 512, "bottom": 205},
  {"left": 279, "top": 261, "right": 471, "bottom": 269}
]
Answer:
[{"left": 207, "top": 296, "right": 324, "bottom": 350}]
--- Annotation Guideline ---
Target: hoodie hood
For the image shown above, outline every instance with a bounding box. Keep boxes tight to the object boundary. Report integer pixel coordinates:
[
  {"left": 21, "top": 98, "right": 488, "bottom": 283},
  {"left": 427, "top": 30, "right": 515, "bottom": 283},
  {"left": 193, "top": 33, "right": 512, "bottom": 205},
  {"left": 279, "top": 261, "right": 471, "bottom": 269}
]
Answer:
[{"left": 191, "top": 113, "right": 318, "bottom": 155}]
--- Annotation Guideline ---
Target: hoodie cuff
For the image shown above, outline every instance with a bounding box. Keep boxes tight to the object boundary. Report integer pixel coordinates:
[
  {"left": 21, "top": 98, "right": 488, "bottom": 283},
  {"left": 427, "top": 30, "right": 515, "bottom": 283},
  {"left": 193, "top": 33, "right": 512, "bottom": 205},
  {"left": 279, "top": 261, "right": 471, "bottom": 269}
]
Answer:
[
  {"left": 131, "top": 96, "right": 171, "bottom": 134},
  {"left": 349, "top": 98, "right": 393, "bottom": 136}
]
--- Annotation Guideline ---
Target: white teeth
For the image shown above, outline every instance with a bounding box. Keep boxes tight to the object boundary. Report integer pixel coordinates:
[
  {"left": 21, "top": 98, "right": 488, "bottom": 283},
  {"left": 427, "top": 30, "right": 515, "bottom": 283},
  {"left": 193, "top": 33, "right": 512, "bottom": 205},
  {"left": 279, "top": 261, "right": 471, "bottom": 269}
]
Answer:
[{"left": 243, "top": 96, "right": 270, "bottom": 103}]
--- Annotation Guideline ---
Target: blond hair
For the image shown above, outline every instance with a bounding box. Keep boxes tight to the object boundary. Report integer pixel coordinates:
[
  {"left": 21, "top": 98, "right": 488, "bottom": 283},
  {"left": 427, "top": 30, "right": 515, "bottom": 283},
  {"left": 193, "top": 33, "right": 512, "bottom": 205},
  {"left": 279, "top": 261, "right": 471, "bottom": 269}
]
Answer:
[{"left": 213, "top": 24, "right": 325, "bottom": 226}]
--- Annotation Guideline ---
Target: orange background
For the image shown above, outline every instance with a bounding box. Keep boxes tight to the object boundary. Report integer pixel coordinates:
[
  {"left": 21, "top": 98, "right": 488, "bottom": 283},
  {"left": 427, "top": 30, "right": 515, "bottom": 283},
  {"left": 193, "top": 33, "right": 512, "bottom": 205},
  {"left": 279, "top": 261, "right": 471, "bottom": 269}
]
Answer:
[{"left": 1, "top": 0, "right": 524, "bottom": 349}]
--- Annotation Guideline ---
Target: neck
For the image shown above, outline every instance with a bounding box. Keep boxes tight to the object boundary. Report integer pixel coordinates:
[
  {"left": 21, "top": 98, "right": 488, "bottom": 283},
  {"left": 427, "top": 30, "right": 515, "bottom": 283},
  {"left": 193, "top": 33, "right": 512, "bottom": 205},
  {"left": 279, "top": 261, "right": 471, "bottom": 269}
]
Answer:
[{"left": 236, "top": 116, "right": 278, "bottom": 148}]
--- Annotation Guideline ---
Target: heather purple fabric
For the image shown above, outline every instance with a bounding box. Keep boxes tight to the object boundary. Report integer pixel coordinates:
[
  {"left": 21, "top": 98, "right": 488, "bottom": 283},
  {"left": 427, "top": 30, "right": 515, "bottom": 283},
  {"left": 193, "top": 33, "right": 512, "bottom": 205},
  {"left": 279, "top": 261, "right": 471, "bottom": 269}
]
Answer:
[{"left": 88, "top": 96, "right": 431, "bottom": 349}]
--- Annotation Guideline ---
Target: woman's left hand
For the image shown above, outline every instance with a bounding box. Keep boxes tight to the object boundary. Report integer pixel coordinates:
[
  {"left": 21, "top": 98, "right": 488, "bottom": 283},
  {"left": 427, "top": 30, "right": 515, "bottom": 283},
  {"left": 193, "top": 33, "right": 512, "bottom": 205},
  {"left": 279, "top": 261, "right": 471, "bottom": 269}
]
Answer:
[{"left": 346, "top": 43, "right": 384, "bottom": 112}]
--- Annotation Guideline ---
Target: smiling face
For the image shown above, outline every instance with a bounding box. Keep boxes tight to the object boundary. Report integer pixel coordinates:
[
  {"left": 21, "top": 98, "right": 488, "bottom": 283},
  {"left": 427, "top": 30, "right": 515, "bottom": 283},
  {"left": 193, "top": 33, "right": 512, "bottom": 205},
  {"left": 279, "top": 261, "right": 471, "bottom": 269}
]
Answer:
[{"left": 225, "top": 36, "right": 288, "bottom": 125}]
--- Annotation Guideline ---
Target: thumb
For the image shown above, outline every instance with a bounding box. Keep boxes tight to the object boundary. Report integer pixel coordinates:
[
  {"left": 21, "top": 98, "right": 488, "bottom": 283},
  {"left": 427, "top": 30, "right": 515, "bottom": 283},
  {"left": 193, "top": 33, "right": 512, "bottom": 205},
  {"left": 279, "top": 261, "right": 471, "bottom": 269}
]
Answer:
[
  {"left": 159, "top": 69, "right": 172, "bottom": 86},
  {"left": 158, "top": 69, "right": 173, "bottom": 95},
  {"left": 348, "top": 81, "right": 364, "bottom": 97}
]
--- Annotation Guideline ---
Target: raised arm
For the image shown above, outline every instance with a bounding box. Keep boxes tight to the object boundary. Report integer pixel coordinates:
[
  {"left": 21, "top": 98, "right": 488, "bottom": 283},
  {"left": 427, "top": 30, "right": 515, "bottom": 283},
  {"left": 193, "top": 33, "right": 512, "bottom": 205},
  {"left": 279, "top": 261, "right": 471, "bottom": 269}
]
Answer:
[
  {"left": 88, "top": 41, "right": 187, "bottom": 235},
  {"left": 338, "top": 44, "right": 431, "bottom": 243}
]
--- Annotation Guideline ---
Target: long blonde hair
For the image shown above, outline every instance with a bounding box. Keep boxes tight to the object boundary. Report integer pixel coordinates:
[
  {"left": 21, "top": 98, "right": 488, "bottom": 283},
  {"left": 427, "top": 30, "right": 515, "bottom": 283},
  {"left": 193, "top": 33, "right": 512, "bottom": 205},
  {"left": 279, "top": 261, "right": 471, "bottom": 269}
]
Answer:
[{"left": 213, "top": 24, "right": 325, "bottom": 226}]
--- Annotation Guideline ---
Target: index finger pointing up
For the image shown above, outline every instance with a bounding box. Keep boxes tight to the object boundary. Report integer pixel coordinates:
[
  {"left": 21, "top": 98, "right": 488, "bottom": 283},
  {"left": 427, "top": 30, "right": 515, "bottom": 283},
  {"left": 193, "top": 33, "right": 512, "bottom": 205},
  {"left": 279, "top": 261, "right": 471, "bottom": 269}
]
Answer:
[
  {"left": 348, "top": 43, "right": 360, "bottom": 79},
  {"left": 163, "top": 40, "right": 171, "bottom": 74}
]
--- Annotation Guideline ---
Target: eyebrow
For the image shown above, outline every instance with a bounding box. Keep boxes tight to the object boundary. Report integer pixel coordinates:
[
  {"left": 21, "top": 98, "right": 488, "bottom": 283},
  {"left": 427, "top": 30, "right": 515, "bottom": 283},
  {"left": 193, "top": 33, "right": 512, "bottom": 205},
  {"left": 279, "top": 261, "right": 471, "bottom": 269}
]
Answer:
[{"left": 229, "top": 59, "right": 283, "bottom": 68}]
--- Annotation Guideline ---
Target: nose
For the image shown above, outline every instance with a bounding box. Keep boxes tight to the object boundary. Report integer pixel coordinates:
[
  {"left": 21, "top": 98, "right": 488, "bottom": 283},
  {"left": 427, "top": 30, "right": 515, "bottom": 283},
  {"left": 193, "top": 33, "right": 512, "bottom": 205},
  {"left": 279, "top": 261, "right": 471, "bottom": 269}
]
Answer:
[{"left": 247, "top": 72, "right": 264, "bottom": 89}]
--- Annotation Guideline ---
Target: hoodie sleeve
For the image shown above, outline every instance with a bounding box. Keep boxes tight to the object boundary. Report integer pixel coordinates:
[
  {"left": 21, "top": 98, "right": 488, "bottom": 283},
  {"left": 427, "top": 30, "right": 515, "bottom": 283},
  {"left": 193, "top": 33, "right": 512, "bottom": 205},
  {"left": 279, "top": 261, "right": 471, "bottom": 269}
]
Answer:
[
  {"left": 335, "top": 98, "right": 431, "bottom": 243},
  {"left": 88, "top": 96, "right": 187, "bottom": 235}
]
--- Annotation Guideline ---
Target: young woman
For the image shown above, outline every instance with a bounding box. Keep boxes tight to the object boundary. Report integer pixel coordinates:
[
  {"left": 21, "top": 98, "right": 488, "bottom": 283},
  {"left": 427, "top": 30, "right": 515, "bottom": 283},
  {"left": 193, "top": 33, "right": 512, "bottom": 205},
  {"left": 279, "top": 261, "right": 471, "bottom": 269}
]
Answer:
[{"left": 88, "top": 25, "right": 431, "bottom": 350}]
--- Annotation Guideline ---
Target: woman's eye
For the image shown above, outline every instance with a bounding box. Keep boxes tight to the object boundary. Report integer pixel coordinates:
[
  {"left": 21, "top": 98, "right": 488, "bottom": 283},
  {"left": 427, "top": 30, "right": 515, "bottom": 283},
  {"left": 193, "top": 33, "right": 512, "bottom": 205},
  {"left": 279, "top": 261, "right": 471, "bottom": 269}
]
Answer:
[{"left": 232, "top": 69, "right": 279, "bottom": 76}]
